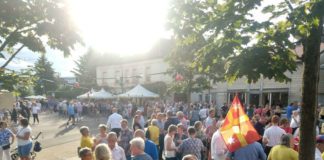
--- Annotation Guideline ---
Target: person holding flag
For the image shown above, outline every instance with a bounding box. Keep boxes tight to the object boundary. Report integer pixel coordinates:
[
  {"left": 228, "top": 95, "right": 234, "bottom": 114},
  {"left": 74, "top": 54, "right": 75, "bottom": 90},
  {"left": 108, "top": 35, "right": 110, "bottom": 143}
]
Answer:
[{"left": 219, "top": 95, "right": 265, "bottom": 160}]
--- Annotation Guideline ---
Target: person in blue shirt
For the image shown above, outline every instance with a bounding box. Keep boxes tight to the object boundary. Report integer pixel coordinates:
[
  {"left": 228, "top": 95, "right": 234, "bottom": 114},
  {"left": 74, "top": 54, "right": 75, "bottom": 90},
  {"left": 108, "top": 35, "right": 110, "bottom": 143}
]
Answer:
[
  {"left": 228, "top": 141, "right": 267, "bottom": 160},
  {"left": 67, "top": 101, "right": 75, "bottom": 125},
  {"left": 286, "top": 102, "right": 298, "bottom": 121},
  {"left": 134, "top": 129, "right": 158, "bottom": 160}
]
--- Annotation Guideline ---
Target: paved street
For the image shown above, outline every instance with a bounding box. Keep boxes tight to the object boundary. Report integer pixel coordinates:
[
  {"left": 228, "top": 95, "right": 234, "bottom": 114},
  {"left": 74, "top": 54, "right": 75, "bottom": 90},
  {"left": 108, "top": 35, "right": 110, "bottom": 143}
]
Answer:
[{"left": 23, "top": 113, "right": 109, "bottom": 160}]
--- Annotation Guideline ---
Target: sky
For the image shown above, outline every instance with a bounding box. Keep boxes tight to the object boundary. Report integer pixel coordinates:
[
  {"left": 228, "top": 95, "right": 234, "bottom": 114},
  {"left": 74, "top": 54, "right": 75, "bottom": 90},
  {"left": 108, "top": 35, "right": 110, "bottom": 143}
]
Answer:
[
  {"left": 1, "top": 0, "right": 171, "bottom": 77},
  {"left": 1, "top": 0, "right": 273, "bottom": 77}
]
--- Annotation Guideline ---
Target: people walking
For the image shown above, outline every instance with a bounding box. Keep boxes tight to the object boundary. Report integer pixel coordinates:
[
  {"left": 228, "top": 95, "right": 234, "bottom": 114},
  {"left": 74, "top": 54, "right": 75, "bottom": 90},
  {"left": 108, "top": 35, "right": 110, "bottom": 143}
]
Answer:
[{"left": 107, "top": 108, "right": 123, "bottom": 137}]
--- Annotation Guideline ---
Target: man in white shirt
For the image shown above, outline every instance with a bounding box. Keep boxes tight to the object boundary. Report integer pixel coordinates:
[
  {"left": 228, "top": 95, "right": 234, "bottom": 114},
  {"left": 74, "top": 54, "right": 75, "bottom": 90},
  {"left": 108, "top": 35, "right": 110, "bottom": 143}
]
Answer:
[
  {"left": 107, "top": 107, "right": 123, "bottom": 137},
  {"left": 107, "top": 132, "right": 126, "bottom": 160},
  {"left": 199, "top": 106, "right": 208, "bottom": 121},
  {"left": 32, "top": 103, "right": 40, "bottom": 124},
  {"left": 263, "top": 115, "right": 286, "bottom": 155},
  {"left": 136, "top": 110, "right": 145, "bottom": 129},
  {"left": 205, "top": 109, "right": 216, "bottom": 128},
  {"left": 211, "top": 130, "right": 227, "bottom": 160}
]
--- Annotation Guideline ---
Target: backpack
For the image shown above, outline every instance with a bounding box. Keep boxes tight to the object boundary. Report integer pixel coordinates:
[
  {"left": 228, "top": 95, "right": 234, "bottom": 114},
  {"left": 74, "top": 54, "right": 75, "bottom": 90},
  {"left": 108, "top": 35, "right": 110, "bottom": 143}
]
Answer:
[{"left": 34, "top": 141, "right": 42, "bottom": 152}]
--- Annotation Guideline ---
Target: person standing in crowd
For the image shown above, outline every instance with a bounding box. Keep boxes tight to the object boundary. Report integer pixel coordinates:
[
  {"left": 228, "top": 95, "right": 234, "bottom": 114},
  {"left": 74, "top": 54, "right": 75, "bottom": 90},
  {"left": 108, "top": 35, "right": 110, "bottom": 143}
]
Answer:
[
  {"left": 11, "top": 104, "right": 18, "bottom": 124},
  {"left": 20, "top": 101, "right": 30, "bottom": 122},
  {"left": 95, "top": 144, "right": 112, "bottom": 160},
  {"left": 67, "top": 101, "right": 76, "bottom": 126},
  {"left": 204, "top": 109, "right": 216, "bottom": 128},
  {"left": 136, "top": 110, "right": 145, "bottom": 129},
  {"left": 80, "top": 126, "right": 94, "bottom": 150},
  {"left": 286, "top": 102, "right": 298, "bottom": 121},
  {"left": 156, "top": 113, "right": 165, "bottom": 160},
  {"left": 253, "top": 115, "right": 266, "bottom": 143},
  {"left": 164, "top": 111, "right": 180, "bottom": 132},
  {"left": 290, "top": 110, "right": 300, "bottom": 134},
  {"left": 315, "top": 135, "right": 324, "bottom": 160},
  {"left": 76, "top": 101, "right": 83, "bottom": 122},
  {"left": 164, "top": 125, "right": 178, "bottom": 160},
  {"left": 274, "top": 105, "right": 282, "bottom": 117},
  {"left": 79, "top": 147, "right": 93, "bottom": 160},
  {"left": 134, "top": 129, "right": 158, "bottom": 160},
  {"left": 246, "top": 105, "right": 254, "bottom": 119},
  {"left": 146, "top": 119, "right": 160, "bottom": 147},
  {"left": 194, "top": 121, "right": 205, "bottom": 140},
  {"left": 189, "top": 105, "right": 200, "bottom": 126},
  {"left": 94, "top": 124, "right": 109, "bottom": 146},
  {"left": 199, "top": 106, "right": 208, "bottom": 121},
  {"left": 16, "top": 118, "right": 32, "bottom": 160},
  {"left": 227, "top": 141, "right": 266, "bottom": 160},
  {"left": 133, "top": 115, "right": 143, "bottom": 131},
  {"left": 107, "top": 132, "right": 126, "bottom": 160},
  {"left": 280, "top": 118, "right": 292, "bottom": 134},
  {"left": 0, "top": 121, "right": 15, "bottom": 160},
  {"left": 174, "top": 124, "right": 188, "bottom": 147},
  {"left": 31, "top": 102, "right": 40, "bottom": 124},
  {"left": 178, "top": 127, "right": 205, "bottom": 160},
  {"left": 107, "top": 108, "right": 123, "bottom": 137},
  {"left": 263, "top": 115, "right": 286, "bottom": 155},
  {"left": 268, "top": 134, "right": 298, "bottom": 160},
  {"left": 130, "top": 137, "right": 153, "bottom": 160},
  {"left": 176, "top": 111, "right": 189, "bottom": 131},
  {"left": 211, "top": 129, "right": 227, "bottom": 160},
  {"left": 119, "top": 119, "right": 133, "bottom": 160}
]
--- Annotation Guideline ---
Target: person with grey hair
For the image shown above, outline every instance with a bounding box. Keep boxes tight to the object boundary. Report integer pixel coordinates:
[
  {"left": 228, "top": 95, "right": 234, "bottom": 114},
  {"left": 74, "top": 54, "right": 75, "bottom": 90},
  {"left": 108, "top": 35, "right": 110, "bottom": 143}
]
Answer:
[
  {"left": 182, "top": 154, "right": 198, "bottom": 160},
  {"left": 130, "top": 137, "right": 153, "bottom": 160},
  {"left": 107, "top": 132, "right": 126, "bottom": 160},
  {"left": 95, "top": 144, "right": 112, "bottom": 160},
  {"left": 134, "top": 129, "right": 158, "bottom": 160},
  {"left": 268, "top": 134, "right": 298, "bottom": 160},
  {"left": 94, "top": 124, "right": 109, "bottom": 146}
]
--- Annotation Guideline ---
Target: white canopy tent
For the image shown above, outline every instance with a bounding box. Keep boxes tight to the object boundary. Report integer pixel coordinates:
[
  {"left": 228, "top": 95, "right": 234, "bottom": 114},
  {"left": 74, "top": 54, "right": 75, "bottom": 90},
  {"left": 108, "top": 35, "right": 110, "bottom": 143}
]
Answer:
[
  {"left": 118, "top": 84, "right": 159, "bottom": 98},
  {"left": 25, "top": 95, "right": 47, "bottom": 99},
  {"left": 76, "top": 88, "right": 96, "bottom": 99},
  {"left": 91, "top": 88, "right": 115, "bottom": 99}
]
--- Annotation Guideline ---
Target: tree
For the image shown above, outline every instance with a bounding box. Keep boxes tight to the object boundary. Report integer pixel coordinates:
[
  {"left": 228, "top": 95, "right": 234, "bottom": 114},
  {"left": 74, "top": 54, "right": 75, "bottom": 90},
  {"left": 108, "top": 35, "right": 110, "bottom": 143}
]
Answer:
[
  {"left": 168, "top": 0, "right": 323, "bottom": 159},
  {"left": 72, "top": 48, "right": 98, "bottom": 89},
  {"left": 34, "top": 54, "right": 58, "bottom": 95},
  {"left": 166, "top": 39, "right": 222, "bottom": 102},
  {"left": 0, "top": 68, "right": 35, "bottom": 97},
  {"left": 0, "top": 0, "right": 82, "bottom": 69}
]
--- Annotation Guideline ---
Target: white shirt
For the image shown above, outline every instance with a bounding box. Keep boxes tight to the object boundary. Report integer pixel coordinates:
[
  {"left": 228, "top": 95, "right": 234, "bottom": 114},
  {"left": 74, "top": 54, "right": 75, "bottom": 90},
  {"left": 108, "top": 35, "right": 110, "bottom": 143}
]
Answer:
[
  {"left": 17, "top": 126, "right": 32, "bottom": 146},
  {"left": 199, "top": 108, "right": 208, "bottom": 119},
  {"left": 290, "top": 115, "right": 300, "bottom": 128},
  {"left": 263, "top": 125, "right": 286, "bottom": 147},
  {"left": 107, "top": 113, "right": 123, "bottom": 129},
  {"left": 164, "top": 134, "right": 176, "bottom": 158},
  {"left": 205, "top": 116, "right": 214, "bottom": 128},
  {"left": 315, "top": 147, "right": 322, "bottom": 160},
  {"left": 111, "top": 144, "right": 126, "bottom": 160},
  {"left": 211, "top": 130, "right": 227, "bottom": 160},
  {"left": 32, "top": 106, "right": 40, "bottom": 114},
  {"left": 139, "top": 115, "right": 145, "bottom": 128}
]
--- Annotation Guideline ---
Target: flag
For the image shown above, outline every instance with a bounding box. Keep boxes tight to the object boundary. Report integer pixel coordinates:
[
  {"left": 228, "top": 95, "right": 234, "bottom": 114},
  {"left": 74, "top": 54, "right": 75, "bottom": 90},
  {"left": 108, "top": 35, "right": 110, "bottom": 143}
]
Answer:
[
  {"left": 220, "top": 95, "right": 260, "bottom": 152},
  {"left": 175, "top": 73, "right": 184, "bottom": 81}
]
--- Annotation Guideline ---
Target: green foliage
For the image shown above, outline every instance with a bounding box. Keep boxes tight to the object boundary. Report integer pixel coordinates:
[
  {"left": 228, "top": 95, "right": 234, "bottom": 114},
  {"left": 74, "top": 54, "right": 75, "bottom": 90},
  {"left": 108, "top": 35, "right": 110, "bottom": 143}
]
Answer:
[
  {"left": 0, "top": 68, "right": 36, "bottom": 97},
  {"left": 0, "top": 0, "right": 82, "bottom": 68},
  {"left": 34, "top": 54, "right": 58, "bottom": 95},
  {"left": 54, "top": 85, "right": 86, "bottom": 99},
  {"left": 143, "top": 82, "right": 168, "bottom": 99},
  {"left": 72, "top": 48, "right": 99, "bottom": 89}
]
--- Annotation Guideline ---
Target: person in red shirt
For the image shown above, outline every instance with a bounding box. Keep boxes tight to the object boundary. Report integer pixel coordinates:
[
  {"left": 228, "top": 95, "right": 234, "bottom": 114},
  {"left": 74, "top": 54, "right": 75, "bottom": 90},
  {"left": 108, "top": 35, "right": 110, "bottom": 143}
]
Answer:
[{"left": 280, "top": 118, "right": 292, "bottom": 134}]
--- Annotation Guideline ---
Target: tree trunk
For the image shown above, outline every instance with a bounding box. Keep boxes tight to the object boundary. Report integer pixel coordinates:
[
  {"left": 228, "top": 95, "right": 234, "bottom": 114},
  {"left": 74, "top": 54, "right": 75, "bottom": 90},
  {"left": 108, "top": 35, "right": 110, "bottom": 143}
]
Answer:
[{"left": 299, "top": 12, "right": 323, "bottom": 160}]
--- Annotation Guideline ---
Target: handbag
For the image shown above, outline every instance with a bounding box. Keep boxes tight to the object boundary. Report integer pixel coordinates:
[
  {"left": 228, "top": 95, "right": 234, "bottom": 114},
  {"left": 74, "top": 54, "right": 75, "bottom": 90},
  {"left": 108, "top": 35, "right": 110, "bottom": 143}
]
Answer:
[{"left": 2, "top": 144, "right": 10, "bottom": 150}]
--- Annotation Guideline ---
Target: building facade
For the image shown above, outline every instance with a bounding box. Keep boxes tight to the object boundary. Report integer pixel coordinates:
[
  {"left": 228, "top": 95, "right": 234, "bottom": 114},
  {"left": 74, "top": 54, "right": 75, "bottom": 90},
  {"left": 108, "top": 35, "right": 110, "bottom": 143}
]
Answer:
[{"left": 96, "top": 58, "right": 172, "bottom": 93}]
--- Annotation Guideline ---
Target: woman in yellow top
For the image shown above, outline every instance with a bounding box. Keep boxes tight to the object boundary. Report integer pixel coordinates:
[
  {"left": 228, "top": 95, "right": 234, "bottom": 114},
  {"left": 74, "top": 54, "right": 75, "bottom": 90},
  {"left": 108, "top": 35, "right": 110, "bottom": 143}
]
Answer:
[
  {"left": 268, "top": 134, "right": 298, "bottom": 160},
  {"left": 147, "top": 119, "right": 160, "bottom": 146},
  {"left": 80, "top": 126, "right": 94, "bottom": 150}
]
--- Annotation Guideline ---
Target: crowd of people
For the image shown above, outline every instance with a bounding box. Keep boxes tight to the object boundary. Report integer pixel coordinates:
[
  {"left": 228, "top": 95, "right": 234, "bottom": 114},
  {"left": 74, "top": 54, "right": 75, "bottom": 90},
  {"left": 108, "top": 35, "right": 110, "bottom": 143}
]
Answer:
[{"left": 2, "top": 98, "right": 324, "bottom": 160}]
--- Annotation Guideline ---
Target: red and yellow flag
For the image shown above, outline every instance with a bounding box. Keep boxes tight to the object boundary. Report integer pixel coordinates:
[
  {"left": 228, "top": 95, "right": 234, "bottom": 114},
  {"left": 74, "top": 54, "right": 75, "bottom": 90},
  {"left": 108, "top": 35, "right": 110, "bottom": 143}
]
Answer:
[{"left": 220, "top": 95, "right": 260, "bottom": 152}]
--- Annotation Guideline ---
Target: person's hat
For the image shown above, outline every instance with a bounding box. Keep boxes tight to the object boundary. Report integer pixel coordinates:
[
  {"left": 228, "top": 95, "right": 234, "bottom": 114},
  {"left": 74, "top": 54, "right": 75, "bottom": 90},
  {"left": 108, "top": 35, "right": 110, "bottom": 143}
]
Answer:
[{"left": 316, "top": 135, "right": 324, "bottom": 143}]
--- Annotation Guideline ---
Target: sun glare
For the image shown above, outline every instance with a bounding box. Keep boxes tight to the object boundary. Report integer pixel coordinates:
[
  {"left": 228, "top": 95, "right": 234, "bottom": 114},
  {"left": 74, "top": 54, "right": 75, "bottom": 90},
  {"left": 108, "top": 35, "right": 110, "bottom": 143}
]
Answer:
[{"left": 69, "top": 0, "right": 170, "bottom": 55}]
